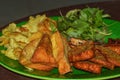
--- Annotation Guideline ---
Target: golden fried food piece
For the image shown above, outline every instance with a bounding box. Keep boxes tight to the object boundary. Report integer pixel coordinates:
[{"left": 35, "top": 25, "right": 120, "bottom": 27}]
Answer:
[
  {"left": 106, "top": 38, "right": 120, "bottom": 55},
  {"left": 90, "top": 49, "right": 114, "bottom": 70},
  {"left": 69, "top": 49, "right": 94, "bottom": 62},
  {"left": 73, "top": 61, "right": 101, "bottom": 74},
  {"left": 68, "top": 42, "right": 94, "bottom": 62},
  {"left": 51, "top": 31, "right": 71, "bottom": 74},
  {"left": 96, "top": 45, "right": 120, "bottom": 67},
  {"left": 19, "top": 38, "right": 40, "bottom": 65},
  {"left": 108, "top": 46, "right": 120, "bottom": 55},
  {"left": 31, "top": 34, "right": 56, "bottom": 64}
]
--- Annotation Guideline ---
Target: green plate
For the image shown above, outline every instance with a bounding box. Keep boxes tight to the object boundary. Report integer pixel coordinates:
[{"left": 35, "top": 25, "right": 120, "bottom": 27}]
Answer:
[{"left": 1, "top": 16, "right": 120, "bottom": 80}]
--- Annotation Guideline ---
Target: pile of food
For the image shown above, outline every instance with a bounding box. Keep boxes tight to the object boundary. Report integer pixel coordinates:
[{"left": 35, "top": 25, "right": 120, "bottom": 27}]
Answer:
[{"left": 0, "top": 7, "right": 120, "bottom": 75}]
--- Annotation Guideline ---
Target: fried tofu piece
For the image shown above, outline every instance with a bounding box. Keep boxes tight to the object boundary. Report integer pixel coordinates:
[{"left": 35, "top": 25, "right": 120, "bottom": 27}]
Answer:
[
  {"left": 51, "top": 31, "right": 71, "bottom": 74},
  {"left": 90, "top": 49, "right": 114, "bottom": 70},
  {"left": 19, "top": 18, "right": 58, "bottom": 71},
  {"left": 73, "top": 61, "right": 101, "bottom": 74},
  {"left": 19, "top": 37, "right": 55, "bottom": 71},
  {"left": 31, "top": 34, "right": 56, "bottom": 64}
]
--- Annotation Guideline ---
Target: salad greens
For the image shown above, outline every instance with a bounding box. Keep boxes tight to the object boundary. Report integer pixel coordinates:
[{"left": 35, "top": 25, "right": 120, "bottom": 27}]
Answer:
[{"left": 57, "top": 7, "right": 111, "bottom": 42}]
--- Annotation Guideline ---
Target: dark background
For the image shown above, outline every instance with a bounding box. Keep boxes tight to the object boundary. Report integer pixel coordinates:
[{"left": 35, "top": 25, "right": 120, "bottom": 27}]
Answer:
[{"left": 0, "top": 0, "right": 111, "bottom": 27}]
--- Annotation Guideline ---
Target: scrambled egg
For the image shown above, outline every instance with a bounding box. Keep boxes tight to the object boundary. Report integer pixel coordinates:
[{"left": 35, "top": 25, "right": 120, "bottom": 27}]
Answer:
[{"left": 0, "top": 15, "right": 46, "bottom": 60}]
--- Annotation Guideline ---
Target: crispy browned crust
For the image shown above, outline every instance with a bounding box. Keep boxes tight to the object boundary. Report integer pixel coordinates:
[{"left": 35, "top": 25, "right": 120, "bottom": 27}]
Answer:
[
  {"left": 73, "top": 61, "right": 101, "bottom": 74},
  {"left": 90, "top": 49, "right": 114, "bottom": 70},
  {"left": 31, "top": 34, "right": 56, "bottom": 64},
  {"left": 108, "top": 46, "right": 120, "bottom": 55},
  {"left": 106, "top": 38, "right": 120, "bottom": 55},
  {"left": 69, "top": 49, "right": 94, "bottom": 62},
  {"left": 68, "top": 42, "right": 94, "bottom": 62},
  {"left": 19, "top": 38, "right": 40, "bottom": 65},
  {"left": 51, "top": 31, "right": 71, "bottom": 74},
  {"left": 96, "top": 45, "right": 120, "bottom": 67}
]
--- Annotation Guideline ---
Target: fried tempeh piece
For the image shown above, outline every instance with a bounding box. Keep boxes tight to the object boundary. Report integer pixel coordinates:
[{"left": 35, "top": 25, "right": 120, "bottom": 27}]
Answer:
[
  {"left": 31, "top": 34, "right": 56, "bottom": 64},
  {"left": 90, "top": 49, "right": 114, "bottom": 70},
  {"left": 107, "top": 45, "right": 120, "bottom": 55},
  {"left": 68, "top": 42, "right": 94, "bottom": 62},
  {"left": 73, "top": 61, "right": 101, "bottom": 74},
  {"left": 96, "top": 45, "right": 120, "bottom": 67},
  {"left": 106, "top": 38, "right": 120, "bottom": 55},
  {"left": 69, "top": 49, "right": 94, "bottom": 62}
]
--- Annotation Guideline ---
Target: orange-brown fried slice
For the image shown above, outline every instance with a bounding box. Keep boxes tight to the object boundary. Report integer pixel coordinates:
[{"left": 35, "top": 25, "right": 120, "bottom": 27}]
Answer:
[
  {"left": 90, "top": 49, "right": 114, "bottom": 70},
  {"left": 68, "top": 42, "right": 94, "bottom": 62},
  {"left": 31, "top": 34, "right": 56, "bottom": 64},
  {"left": 106, "top": 38, "right": 120, "bottom": 55},
  {"left": 69, "top": 49, "right": 94, "bottom": 62},
  {"left": 107, "top": 45, "right": 120, "bottom": 55},
  {"left": 73, "top": 61, "right": 101, "bottom": 74},
  {"left": 96, "top": 45, "right": 120, "bottom": 67}
]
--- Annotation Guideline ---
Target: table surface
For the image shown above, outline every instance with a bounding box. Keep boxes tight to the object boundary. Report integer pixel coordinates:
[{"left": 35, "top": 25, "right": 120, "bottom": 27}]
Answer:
[{"left": 0, "top": 0, "right": 120, "bottom": 80}]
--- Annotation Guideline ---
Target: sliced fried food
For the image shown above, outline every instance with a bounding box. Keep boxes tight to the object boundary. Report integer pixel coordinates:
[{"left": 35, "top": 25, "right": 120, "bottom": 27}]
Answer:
[
  {"left": 51, "top": 31, "right": 71, "bottom": 74},
  {"left": 31, "top": 34, "right": 56, "bottom": 64},
  {"left": 90, "top": 49, "right": 114, "bottom": 70},
  {"left": 73, "top": 61, "right": 101, "bottom": 74},
  {"left": 106, "top": 38, "right": 120, "bottom": 55},
  {"left": 19, "top": 36, "right": 55, "bottom": 71},
  {"left": 68, "top": 42, "right": 94, "bottom": 62},
  {"left": 96, "top": 45, "right": 120, "bottom": 67},
  {"left": 19, "top": 38, "right": 40, "bottom": 65},
  {"left": 107, "top": 46, "right": 120, "bottom": 55}
]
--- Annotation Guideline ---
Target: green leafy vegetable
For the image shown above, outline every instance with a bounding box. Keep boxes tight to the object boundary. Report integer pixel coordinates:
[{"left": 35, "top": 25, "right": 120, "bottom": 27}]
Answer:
[
  {"left": 57, "top": 7, "right": 111, "bottom": 42},
  {"left": 50, "top": 22, "right": 57, "bottom": 33}
]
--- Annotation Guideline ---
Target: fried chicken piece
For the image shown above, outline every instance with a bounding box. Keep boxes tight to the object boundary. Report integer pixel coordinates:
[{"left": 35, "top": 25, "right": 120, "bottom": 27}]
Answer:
[
  {"left": 31, "top": 34, "right": 56, "bottom": 64},
  {"left": 96, "top": 45, "right": 120, "bottom": 67},
  {"left": 73, "top": 61, "right": 101, "bottom": 74},
  {"left": 68, "top": 42, "right": 94, "bottom": 62},
  {"left": 90, "top": 49, "right": 114, "bottom": 70}
]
